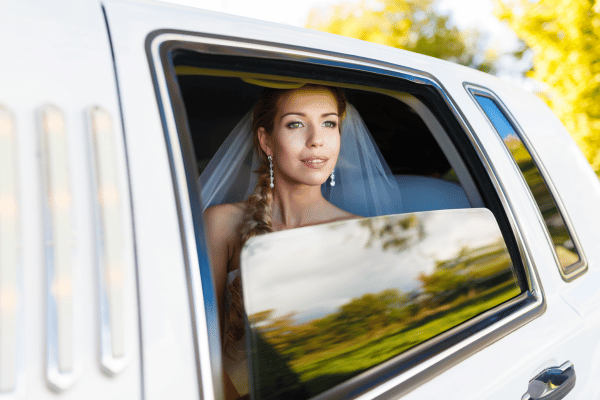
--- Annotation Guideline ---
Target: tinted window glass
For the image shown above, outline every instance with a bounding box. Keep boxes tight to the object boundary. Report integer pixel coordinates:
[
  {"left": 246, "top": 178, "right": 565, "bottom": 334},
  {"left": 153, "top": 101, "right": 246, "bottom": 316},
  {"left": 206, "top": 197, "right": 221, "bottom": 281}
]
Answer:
[
  {"left": 242, "top": 209, "right": 521, "bottom": 399},
  {"left": 473, "top": 94, "right": 581, "bottom": 273}
]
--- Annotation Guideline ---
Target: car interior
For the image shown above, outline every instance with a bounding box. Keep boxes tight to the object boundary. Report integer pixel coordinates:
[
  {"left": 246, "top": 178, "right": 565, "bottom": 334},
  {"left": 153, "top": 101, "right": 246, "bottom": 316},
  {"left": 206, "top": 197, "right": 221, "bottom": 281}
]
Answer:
[{"left": 174, "top": 69, "right": 480, "bottom": 215}]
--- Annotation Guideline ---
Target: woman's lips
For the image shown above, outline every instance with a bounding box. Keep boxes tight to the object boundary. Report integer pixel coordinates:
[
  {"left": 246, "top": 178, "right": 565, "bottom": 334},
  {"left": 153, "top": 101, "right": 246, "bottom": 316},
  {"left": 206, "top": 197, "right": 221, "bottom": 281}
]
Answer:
[{"left": 302, "top": 157, "right": 329, "bottom": 169}]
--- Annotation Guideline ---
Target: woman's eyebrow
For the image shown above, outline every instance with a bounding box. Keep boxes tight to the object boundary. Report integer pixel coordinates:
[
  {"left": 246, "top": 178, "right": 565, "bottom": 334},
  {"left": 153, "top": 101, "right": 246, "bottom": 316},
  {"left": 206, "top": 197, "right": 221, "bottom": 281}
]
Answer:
[
  {"left": 280, "top": 112, "right": 306, "bottom": 119},
  {"left": 280, "top": 112, "right": 339, "bottom": 119}
]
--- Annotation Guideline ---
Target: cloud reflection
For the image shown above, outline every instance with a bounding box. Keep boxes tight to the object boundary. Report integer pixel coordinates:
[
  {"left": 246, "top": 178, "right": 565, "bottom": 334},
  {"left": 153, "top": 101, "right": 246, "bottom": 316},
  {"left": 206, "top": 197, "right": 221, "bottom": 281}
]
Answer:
[
  {"left": 241, "top": 208, "right": 521, "bottom": 399},
  {"left": 242, "top": 208, "right": 507, "bottom": 320}
]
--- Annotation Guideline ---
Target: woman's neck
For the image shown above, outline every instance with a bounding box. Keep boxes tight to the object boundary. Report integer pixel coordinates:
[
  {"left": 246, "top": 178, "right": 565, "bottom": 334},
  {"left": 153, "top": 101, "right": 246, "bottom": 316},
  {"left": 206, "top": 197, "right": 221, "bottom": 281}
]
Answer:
[{"left": 270, "top": 182, "right": 328, "bottom": 230}]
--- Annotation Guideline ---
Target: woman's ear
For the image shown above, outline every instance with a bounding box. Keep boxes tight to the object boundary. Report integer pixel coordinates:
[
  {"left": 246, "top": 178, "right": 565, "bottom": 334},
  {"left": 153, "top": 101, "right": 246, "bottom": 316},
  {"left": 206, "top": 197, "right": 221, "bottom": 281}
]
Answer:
[{"left": 257, "top": 127, "right": 273, "bottom": 156}]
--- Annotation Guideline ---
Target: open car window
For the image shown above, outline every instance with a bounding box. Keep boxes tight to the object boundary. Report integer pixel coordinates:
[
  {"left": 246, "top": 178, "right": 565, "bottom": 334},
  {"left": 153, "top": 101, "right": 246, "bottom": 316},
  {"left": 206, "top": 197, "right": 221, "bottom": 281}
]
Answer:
[
  {"left": 175, "top": 69, "right": 482, "bottom": 215},
  {"left": 149, "top": 37, "right": 543, "bottom": 399}
]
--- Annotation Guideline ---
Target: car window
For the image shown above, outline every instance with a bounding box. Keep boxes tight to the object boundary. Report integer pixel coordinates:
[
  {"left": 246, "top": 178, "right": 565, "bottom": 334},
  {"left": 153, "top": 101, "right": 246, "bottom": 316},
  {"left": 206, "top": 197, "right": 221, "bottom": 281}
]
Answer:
[
  {"left": 468, "top": 88, "right": 585, "bottom": 280},
  {"left": 177, "top": 72, "right": 523, "bottom": 398},
  {"left": 151, "top": 40, "right": 541, "bottom": 399}
]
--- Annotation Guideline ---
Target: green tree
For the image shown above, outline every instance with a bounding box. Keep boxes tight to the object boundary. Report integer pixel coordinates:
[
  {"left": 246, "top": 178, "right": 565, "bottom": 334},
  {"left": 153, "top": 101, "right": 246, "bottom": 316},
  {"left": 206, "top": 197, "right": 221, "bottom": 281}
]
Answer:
[
  {"left": 495, "top": 0, "right": 600, "bottom": 172},
  {"left": 333, "top": 289, "right": 407, "bottom": 337},
  {"left": 306, "top": 0, "right": 503, "bottom": 73}
]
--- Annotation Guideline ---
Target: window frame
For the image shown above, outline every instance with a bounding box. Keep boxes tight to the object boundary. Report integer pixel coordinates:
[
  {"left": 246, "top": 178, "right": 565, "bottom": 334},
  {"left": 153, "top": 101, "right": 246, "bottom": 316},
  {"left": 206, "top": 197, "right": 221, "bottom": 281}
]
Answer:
[
  {"left": 465, "top": 83, "right": 587, "bottom": 282},
  {"left": 145, "top": 30, "right": 546, "bottom": 399}
]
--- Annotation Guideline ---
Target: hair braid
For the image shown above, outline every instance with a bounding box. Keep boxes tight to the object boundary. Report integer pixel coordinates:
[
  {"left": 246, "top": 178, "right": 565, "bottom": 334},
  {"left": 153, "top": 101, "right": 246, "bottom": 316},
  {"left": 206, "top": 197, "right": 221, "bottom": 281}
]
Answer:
[
  {"left": 239, "top": 163, "right": 274, "bottom": 244},
  {"left": 225, "top": 163, "right": 273, "bottom": 354}
]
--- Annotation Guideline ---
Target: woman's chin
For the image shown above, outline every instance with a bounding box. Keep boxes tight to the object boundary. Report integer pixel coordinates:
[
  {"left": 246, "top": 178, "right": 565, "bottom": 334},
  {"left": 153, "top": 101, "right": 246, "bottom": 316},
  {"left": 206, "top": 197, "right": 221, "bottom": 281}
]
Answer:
[
  {"left": 277, "top": 169, "right": 334, "bottom": 188},
  {"left": 285, "top": 176, "right": 331, "bottom": 188},
  {"left": 307, "top": 173, "right": 333, "bottom": 187}
]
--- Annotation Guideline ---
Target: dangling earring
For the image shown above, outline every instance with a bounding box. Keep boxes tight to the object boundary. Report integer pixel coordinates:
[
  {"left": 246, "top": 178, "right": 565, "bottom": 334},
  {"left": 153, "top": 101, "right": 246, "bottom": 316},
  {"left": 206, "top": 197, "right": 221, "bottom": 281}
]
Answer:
[
  {"left": 268, "top": 155, "right": 274, "bottom": 188},
  {"left": 330, "top": 169, "right": 335, "bottom": 187}
]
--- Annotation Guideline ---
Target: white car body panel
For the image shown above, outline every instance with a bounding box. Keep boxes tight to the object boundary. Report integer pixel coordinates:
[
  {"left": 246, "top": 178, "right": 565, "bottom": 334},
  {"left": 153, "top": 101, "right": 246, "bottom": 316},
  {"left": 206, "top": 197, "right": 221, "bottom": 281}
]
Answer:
[
  {"left": 2, "top": 0, "right": 600, "bottom": 398},
  {"left": 0, "top": 1, "right": 141, "bottom": 399}
]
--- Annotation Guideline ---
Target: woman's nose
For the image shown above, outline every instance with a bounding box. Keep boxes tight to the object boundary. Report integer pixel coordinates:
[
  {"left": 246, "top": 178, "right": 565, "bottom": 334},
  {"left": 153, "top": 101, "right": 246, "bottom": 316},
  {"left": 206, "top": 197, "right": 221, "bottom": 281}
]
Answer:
[{"left": 307, "top": 125, "right": 325, "bottom": 147}]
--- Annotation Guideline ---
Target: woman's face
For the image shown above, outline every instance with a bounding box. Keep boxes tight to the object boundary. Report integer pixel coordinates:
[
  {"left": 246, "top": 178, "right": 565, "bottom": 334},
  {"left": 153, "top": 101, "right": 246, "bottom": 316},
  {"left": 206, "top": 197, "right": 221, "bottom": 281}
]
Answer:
[{"left": 258, "top": 86, "right": 341, "bottom": 188}]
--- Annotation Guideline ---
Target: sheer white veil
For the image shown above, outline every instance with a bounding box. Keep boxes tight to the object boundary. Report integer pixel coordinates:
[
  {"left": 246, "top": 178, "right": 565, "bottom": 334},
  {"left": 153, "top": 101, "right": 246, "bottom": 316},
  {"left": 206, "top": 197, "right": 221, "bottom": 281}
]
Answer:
[{"left": 198, "top": 104, "right": 403, "bottom": 217}]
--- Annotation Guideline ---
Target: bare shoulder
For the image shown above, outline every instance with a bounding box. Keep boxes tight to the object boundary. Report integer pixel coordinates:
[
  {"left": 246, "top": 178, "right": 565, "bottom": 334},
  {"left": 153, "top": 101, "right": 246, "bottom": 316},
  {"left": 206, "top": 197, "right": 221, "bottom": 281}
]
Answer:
[
  {"left": 204, "top": 202, "right": 246, "bottom": 224},
  {"left": 204, "top": 202, "right": 245, "bottom": 221},
  {"left": 325, "top": 202, "right": 362, "bottom": 224},
  {"left": 335, "top": 208, "right": 361, "bottom": 222},
  {"left": 204, "top": 202, "right": 246, "bottom": 239}
]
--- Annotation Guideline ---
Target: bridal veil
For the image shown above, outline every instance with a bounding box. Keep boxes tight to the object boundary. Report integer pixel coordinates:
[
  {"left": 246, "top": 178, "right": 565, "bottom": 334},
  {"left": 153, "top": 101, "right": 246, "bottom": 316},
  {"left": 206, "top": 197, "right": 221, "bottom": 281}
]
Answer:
[{"left": 198, "top": 104, "right": 403, "bottom": 217}]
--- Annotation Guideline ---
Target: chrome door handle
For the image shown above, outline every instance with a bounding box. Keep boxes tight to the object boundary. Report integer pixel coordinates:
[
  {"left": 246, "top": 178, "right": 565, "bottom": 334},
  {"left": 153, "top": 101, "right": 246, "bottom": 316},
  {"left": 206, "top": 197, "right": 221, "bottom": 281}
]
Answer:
[{"left": 522, "top": 361, "right": 576, "bottom": 400}]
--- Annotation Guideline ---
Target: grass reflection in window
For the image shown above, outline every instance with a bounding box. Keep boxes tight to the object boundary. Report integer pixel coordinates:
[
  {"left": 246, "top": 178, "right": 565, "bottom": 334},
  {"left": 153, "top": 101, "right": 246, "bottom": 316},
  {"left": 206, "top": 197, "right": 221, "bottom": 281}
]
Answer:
[{"left": 243, "top": 210, "right": 521, "bottom": 398}]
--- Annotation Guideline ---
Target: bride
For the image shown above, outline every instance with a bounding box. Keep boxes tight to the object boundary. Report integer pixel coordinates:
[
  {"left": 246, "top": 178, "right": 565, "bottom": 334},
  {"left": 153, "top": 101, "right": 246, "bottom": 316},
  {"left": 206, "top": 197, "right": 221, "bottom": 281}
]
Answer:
[
  {"left": 201, "top": 83, "right": 402, "bottom": 399},
  {"left": 204, "top": 84, "right": 352, "bottom": 399}
]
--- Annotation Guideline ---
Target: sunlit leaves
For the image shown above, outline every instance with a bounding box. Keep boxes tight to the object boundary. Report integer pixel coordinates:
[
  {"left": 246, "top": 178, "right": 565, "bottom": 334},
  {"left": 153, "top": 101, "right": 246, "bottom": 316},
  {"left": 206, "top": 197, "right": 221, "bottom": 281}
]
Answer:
[
  {"left": 495, "top": 0, "right": 600, "bottom": 173},
  {"left": 306, "top": 0, "right": 502, "bottom": 73}
]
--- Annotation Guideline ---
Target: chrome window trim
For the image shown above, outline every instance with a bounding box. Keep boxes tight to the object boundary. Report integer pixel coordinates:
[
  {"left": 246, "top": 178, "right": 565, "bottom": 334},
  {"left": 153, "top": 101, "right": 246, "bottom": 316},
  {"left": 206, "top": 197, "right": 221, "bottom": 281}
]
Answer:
[
  {"left": 0, "top": 105, "right": 24, "bottom": 397},
  {"left": 38, "top": 105, "right": 80, "bottom": 392},
  {"left": 147, "top": 30, "right": 546, "bottom": 399},
  {"left": 465, "top": 83, "right": 587, "bottom": 282},
  {"left": 85, "top": 107, "right": 132, "bottom": 375},
  {"left": 147, "top": 35, "right": 220, "bottom": 400}
]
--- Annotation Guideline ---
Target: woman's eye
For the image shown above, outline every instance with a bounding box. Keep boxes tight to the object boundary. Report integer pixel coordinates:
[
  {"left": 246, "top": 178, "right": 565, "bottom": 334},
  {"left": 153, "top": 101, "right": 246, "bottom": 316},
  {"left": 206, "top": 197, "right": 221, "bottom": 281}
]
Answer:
[
  {"left": 323, "top": 121, "right": 337, "bottom": 128},
  {"left": 287, "top": 121, "right": 303, "bottom": 129}
]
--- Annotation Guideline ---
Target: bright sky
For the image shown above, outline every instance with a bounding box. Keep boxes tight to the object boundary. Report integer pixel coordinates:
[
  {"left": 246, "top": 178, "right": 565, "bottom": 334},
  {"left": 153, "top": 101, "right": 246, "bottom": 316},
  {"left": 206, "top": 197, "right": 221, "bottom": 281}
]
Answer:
[{"left": 160, "top": 0, "right": 499, "bottom": 30}]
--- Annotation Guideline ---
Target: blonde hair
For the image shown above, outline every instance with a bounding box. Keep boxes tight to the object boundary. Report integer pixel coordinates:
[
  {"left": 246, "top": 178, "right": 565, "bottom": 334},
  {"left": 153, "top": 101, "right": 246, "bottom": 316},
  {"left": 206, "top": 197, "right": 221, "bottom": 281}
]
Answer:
[{"left": 224, "top": 85, "right": 346, "bottom": 353}]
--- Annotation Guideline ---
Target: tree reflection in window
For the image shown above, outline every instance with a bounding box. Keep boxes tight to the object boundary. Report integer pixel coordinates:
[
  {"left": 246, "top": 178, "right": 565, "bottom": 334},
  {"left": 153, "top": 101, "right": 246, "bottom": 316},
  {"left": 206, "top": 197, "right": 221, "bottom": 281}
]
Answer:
[
  {"left": 242, "top": 210, "right": 521, "bottom": 399},
  {"left": 473, "top": 94, "right": 581, "bottom": 272}
]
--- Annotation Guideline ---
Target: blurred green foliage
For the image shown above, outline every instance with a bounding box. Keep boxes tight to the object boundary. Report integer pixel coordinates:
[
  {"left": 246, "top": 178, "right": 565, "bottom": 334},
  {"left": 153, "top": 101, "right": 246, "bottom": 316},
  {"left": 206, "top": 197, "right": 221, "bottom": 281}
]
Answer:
[
  {"left": 306, "top": 0, "right": 509, "bottom": 73},
  {"left": 250, "top": 242, "right": 521, "bottom": 398},
  {"left": 495, "top": 0, "right": 600, "bottom": 174}
]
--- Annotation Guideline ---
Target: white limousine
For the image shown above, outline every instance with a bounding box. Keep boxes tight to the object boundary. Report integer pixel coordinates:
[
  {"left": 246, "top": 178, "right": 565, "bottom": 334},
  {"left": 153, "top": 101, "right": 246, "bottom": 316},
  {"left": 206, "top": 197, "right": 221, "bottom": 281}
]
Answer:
[{"left": 2, "top": 1, "right": 600, "bottom": 399}]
